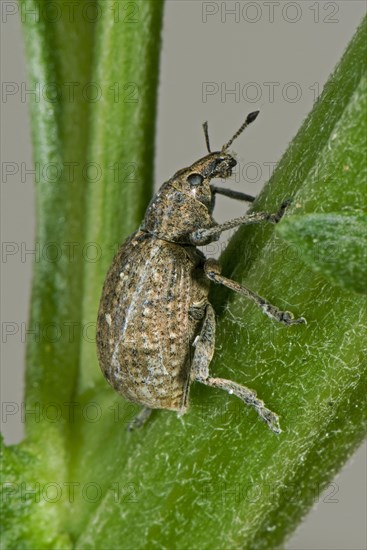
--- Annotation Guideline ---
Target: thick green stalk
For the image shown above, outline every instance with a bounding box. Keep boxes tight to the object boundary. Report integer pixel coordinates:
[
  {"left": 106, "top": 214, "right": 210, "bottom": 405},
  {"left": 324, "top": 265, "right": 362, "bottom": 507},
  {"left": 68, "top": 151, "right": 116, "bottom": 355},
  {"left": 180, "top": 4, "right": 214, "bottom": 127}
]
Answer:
[
  {"left": 7, "top": 0, "right": 96, "bottom": 546},
  {"left": 21, "top": 0, "right": 96, "bottom": 444},
  {"left": 73, "top": 16, "right": 366, "bottom": 550}
]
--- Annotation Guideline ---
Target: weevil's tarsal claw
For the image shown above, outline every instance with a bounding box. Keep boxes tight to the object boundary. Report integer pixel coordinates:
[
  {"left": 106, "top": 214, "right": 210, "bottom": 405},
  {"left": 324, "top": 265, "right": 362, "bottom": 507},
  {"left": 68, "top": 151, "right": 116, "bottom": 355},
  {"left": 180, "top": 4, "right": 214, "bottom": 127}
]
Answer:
[
  {"left": 273, "top": 199, "right": 292, "bottom": 223},
  {"left": 295, "top": 316, "right": 307, "bottom": 325},
  {"left": 260, "top": 408, "right": 281, "bottom": 434},
  {"left": 280, "top": 310, "right": 307, "bottom": 325},
  {"left": 281, "top": 198, "right": 292, "bottom": 209},
  {"left": 127, "top": 407, "right": 152, "bottom": 431}
]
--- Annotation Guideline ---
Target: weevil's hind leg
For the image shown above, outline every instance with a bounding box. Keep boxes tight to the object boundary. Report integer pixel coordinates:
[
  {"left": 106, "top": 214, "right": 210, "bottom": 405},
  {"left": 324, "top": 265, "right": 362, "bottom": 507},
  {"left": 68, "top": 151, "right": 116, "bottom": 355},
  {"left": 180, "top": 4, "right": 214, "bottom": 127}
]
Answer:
[
  {"left": 191, "top": 303, "right": 281, "bottom": 433},
  {"left": 202, "top": 377, "right": 281, "bottom": 434},
  {"left": 127, "top": 407, "right": 152, "bottom": 432},
  {"left": 204, "top": 260, "right": 306, "bottom": 326},
  {"left": 211, "top": 185, "right": 256, "bottom": 203}
]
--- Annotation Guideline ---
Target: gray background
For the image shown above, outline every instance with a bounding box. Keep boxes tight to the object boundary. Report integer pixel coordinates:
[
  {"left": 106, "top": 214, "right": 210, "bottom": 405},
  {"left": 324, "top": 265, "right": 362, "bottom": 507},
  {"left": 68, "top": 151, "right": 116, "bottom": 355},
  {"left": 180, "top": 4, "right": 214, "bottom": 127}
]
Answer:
[{"left": 1, "top": 1, "right": 366, "bottom": 549}]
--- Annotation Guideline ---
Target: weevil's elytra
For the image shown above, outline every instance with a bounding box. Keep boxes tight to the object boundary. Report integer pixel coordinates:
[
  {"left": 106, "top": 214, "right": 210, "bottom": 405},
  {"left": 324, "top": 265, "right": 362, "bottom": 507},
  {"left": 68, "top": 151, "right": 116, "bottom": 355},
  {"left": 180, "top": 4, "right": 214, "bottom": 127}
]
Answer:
[{"left": 96, "top": 111, "right": 306, "bottom": 434}]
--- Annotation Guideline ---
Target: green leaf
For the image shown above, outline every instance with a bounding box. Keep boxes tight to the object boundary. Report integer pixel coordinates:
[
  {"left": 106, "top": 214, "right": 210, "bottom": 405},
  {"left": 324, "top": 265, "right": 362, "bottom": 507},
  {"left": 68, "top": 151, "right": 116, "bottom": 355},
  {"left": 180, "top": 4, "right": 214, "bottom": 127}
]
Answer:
[{"left": 277, "top": 212, "right": 367, "bottom": 295}]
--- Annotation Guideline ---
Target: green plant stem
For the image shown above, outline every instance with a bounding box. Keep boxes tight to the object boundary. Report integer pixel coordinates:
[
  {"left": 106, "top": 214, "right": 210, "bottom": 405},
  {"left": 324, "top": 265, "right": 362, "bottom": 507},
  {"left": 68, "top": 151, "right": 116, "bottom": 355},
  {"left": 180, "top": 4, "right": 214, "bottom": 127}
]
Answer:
[
  {"left": 21, "top": 0, "right": 96, "bottom": 445},
  {"left": 3, "top": 5, "right": 366, "bottom": 550},
  {"left": 6, "top": 0, "right": 97, "bottom": 546}
]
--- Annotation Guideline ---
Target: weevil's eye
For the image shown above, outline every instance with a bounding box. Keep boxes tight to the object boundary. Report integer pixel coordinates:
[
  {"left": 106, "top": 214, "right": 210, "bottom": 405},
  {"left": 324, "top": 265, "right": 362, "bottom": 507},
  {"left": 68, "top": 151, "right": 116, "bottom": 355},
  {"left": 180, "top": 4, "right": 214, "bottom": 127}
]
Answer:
[{"left": 187, "top": 173, "right": 204, "bottom": 186}]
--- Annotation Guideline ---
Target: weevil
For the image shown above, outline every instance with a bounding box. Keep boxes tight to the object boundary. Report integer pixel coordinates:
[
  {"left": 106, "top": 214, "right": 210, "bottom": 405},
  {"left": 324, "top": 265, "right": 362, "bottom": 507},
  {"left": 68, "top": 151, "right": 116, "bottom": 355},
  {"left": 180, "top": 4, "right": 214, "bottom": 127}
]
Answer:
[{"left": 96, "top": 111, "right": 306, "bottom": 434}]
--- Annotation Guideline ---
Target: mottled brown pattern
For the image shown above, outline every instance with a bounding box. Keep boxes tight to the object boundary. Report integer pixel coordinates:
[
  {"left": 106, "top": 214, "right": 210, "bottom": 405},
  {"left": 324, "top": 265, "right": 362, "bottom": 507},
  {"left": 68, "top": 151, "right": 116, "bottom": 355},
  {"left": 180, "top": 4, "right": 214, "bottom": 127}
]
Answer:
[
  {"left": 97, "top": 231, "right": 208, "bottom": 411},
  {"left": 96, "top": 112, "right": 305, "bottom": 433}
]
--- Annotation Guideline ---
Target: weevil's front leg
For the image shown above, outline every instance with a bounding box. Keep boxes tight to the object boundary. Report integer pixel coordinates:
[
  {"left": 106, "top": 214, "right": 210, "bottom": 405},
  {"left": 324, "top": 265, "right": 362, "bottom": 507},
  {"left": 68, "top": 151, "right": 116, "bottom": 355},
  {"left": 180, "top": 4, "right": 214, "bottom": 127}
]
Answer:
[
  {"left": 127, "top": 406, "right": 152, "bottom": 431},
  {"left": 204, "top": 260, "right": 306, "bottom": 326},
  {"left": 190, "top": 200, "right": 290, "bottom": 245},
  {"left": 210, "top": 185, "right": 256, "bottom": 203},
  {"left": 191, "top": 303, "right": 281, "bottom": 433}
]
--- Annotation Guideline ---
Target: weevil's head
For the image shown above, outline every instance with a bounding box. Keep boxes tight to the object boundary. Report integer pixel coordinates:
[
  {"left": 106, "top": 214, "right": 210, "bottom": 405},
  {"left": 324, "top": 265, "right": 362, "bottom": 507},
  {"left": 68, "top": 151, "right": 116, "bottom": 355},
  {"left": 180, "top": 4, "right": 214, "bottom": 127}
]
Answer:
[
  {"left": 187, "top": 151, "right": 238, "bottom": 182},
  {"left": 172, "top": 151, "right": 237, "bottom": 209},
  {"left": 171, "top": 110, "right": 260, "bottom": 209},
  {"left": 142, "top": 111, "right": 259, "bottom": 243}
]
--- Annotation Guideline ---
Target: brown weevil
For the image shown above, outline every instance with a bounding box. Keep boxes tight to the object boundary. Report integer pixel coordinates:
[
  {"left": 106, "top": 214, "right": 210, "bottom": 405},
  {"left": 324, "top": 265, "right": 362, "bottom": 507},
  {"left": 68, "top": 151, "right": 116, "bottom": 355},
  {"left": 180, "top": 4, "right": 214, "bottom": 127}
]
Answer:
[{"left": 96, "top": 111, "right": 306, "bottom": 434}]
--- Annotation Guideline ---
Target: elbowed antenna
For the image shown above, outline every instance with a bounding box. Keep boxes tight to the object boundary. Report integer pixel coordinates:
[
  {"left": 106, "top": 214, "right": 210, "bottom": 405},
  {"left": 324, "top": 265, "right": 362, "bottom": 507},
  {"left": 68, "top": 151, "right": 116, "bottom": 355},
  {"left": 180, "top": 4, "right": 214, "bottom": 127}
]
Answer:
[
  {"left": 221, "top": 110, "right": 260, "bottom": 152},
  {"left": 202, "top": 121, "right": 211, "bottom": 153}
]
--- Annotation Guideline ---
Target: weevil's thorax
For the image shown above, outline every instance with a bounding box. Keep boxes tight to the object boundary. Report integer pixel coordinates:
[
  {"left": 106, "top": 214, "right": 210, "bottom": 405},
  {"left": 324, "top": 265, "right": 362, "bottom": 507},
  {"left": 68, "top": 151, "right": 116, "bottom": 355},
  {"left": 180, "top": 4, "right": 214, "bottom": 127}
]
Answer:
[{"left": 142, "top": 151, "right": 237, "bottom": 244}]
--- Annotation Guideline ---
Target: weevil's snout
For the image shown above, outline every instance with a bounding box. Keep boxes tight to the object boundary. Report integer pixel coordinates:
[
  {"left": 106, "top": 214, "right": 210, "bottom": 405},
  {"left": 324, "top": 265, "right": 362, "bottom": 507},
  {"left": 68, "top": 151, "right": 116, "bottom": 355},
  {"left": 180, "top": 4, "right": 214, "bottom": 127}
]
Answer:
[
  {"left": 169, "top": 153, "right": 238, "bottom": 211},
  {"left": 195, "top": 153, "right": 237, "bottom": 181},
  {"left": 198, "top": 110, "right": 259, "bottom": 180},
  {"left": 221, "top": 154, "right": 237, "bottom": 176},
  {"left": 210, "top": 153, "right": 237, "bottom": 179}
]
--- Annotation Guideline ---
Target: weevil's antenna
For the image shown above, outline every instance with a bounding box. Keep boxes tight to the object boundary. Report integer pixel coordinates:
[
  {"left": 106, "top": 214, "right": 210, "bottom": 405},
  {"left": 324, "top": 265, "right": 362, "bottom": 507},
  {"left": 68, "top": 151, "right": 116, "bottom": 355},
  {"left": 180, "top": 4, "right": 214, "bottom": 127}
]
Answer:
[
  {"left": 221, "top": 110, "right": 260, "bottom": 152},
  {"left": 202, "top": 121, "right": 211, "bottom": 153}
]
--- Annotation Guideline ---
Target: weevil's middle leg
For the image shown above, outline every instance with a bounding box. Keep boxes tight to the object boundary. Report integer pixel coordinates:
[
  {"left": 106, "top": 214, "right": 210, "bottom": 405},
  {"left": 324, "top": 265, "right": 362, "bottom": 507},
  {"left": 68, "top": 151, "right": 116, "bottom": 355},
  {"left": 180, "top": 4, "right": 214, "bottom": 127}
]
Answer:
[
  {"left": 210, "top": 185, "right": 256, "bottom": 203},
  {"left": 204, "top": 260, "right": 306, "bottom": 326},
  {"left": 191, "top": 303, "right": 281, "bottom": 433}
]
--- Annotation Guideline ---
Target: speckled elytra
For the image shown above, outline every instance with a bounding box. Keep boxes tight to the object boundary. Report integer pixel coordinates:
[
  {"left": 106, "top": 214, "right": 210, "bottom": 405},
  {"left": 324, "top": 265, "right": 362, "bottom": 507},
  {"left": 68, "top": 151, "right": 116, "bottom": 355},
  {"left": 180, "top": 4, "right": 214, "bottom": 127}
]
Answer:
[{"left": 96, "top": 111, "right": 305, "bottom": 433}]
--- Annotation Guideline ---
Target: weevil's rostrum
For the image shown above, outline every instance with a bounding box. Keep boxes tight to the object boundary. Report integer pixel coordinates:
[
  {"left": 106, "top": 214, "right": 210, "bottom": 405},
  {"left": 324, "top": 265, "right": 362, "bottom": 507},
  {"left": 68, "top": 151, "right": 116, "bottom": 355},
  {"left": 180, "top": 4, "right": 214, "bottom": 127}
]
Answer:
[{"left": 96, "top": 111, "right": 306, "bottom": 433}]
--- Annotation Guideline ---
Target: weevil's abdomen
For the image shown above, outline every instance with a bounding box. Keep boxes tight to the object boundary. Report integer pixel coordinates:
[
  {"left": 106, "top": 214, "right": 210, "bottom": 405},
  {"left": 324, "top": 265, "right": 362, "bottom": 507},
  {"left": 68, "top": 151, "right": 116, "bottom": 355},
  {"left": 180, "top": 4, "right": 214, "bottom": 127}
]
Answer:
[{"left": 96, "top": 231, "right": 208, "bottom": 411}]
